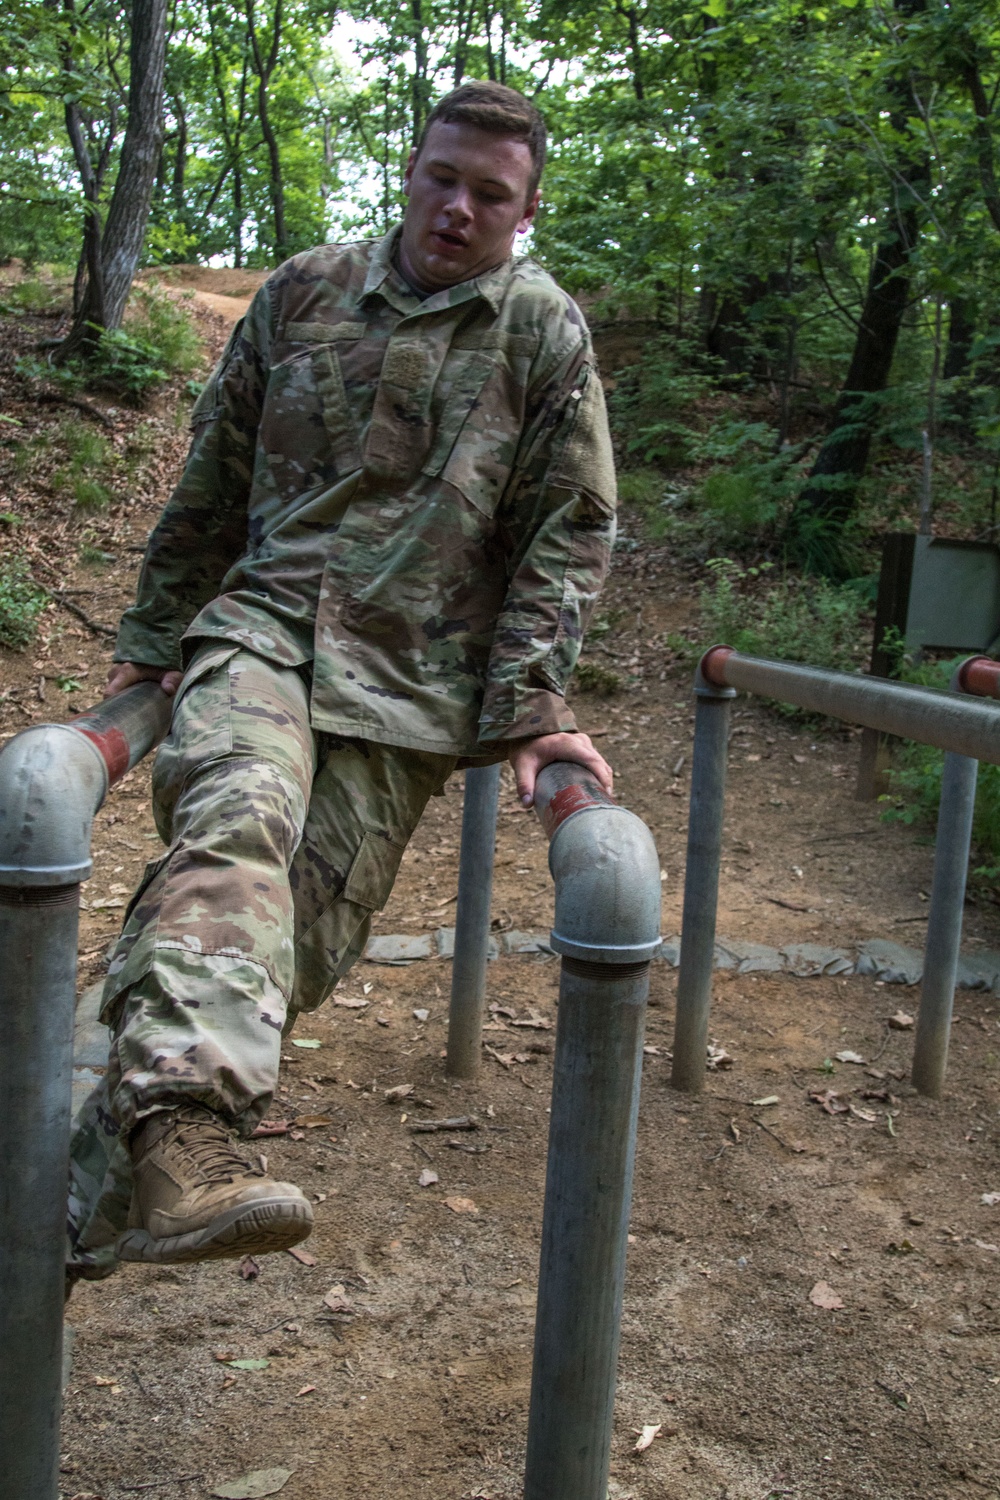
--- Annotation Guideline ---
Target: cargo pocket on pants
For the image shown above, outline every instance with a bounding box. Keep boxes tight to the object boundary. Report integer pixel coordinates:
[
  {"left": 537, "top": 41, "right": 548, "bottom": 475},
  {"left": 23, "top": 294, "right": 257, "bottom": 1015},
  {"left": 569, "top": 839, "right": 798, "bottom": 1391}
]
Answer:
[{"left": 290, "top": 829, "right": 406, "bottom": 1017}]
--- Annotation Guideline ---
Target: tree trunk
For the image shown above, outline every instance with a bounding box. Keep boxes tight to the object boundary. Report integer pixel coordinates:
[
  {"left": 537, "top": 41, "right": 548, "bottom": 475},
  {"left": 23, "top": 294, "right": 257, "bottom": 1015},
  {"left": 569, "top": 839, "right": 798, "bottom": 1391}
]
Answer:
[
  {"left": 787, "top": 0, "right": 928, "bottom": 572},
  {"left": 60, "top": 0, "right": 167, "bottom": 357},
  {"left": 247, "top": 0, "right": 287, "bottom": 262},
  {"left": 410, "top": 0, "right": 429, "bottom": 144},
  {"left": 944, "top": 295, "right": 976, "bottom": 380}
]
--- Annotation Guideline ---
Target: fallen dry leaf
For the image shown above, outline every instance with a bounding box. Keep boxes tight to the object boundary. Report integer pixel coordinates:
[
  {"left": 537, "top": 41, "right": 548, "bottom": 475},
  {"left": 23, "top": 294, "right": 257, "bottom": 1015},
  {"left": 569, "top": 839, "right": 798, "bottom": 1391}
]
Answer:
[
  {"left": 323, "top": 1284, "right": 354, "bottom": 1313},
  {"left": 211, "top": 1470, "right": 293, "bottom": 1499},
  {"left": 251, "top": 1121, "right": 289, "bottom": 1138},
  {"left": 291, "top": 1039, "right": 322, "bottom": 1049},
  {"left": 287, "top": 1245, "right": 317, "bottom": 1267},
  {"left": 384, "top": 1083, "right": 415, "bottom": 1101},
  {"left": 982, "top": 1192, "right": 1000, "bottom": 1207},
  {"left": 296, "top": 1384, "right": 316, "bottom": 1397},
  {"left": 334, "top": 995, "right": 368, "bottom": 1009},
  {"left": 443, "top": 1195, "right": 479, "bottom": 1215},
  {"left": 809, "top": 1089, "right": 849, "bottom": 1115},
  {"left": 633, "top": 1422, "right": 662, "bottom": 1453},
  {"left": 888, "top": 1011, "right": 915, "bottom": 1030},
  {"left": 418, "top": 1168, "right": 439, "bottom": 1187},
  {"left": 809, "top": 1280, "right": 844, "bottom": 1310},
  {"left": 751, "top": 1095, "right": 780, "bottom": 1107},
  {"left": 836, "top": 1050, "right": 866, "bottom": 1065},
  {"left": 706, "top": 1043, "right": 733, "bottom": 1070},
  {"left": 238, "top": 1255, "right": 260, "bottom": 1281}
]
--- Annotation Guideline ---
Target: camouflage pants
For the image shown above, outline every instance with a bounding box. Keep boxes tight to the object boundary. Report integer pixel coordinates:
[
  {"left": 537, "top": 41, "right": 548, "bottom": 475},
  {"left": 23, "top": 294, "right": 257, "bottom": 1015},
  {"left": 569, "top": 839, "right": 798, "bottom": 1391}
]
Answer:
[{"left": 68, "top": 644, "right": 454, "bottom": 1273}]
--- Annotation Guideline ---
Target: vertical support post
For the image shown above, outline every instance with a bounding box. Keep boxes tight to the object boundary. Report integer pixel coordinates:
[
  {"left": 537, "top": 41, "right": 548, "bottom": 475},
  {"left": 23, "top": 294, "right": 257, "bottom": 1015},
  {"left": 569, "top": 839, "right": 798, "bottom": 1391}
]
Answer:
[
  {"left": 523, "top": 956, "right": 650, "bottom": 1500},
  {"left": 671, "top": 669, "right": 735, "bottom": 1093},
  {"left": 0, "top": 883, "right": 81, "bottom": 1500},
  {"left": 446, "top": 762, "right": 501, "bottom": 1078},
  {"left": 912, "top": 750, "right": 978, "bottom": 1098}
]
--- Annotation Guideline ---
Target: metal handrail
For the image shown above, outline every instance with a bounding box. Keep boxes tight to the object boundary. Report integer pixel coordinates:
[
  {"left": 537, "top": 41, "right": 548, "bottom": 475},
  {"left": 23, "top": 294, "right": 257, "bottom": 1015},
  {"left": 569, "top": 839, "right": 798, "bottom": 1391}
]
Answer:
[
  {"left": 674, "top": 646, "right": 1000, "bottom": 1097},
  {"left": 448, "top": 760, "right": 662, "bottom": 1500},
  {"left": 0, "top": 682, "right": 171, "bottom": 1500}
]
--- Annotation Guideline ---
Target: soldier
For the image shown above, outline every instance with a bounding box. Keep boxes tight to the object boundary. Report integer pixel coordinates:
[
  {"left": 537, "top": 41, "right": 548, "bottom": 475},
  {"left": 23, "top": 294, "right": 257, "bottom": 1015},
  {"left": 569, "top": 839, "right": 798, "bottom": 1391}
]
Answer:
[{"left": 67, "top": 79, "right": 616, "bottom": 1282}]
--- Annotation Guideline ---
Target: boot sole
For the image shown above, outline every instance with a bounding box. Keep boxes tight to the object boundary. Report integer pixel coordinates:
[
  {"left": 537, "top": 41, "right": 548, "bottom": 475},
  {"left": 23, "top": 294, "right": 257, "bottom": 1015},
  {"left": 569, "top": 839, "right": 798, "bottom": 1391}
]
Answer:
[{"left": 115, "top": 1196, "right": 314, "bottom": 1265}]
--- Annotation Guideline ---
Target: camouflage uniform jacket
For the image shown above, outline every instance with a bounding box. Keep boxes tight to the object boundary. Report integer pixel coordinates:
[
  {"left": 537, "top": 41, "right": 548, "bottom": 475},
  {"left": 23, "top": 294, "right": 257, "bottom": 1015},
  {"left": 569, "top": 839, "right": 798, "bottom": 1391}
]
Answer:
[{"left": 115, "top": 226, "right": 617, "bottom": 757}]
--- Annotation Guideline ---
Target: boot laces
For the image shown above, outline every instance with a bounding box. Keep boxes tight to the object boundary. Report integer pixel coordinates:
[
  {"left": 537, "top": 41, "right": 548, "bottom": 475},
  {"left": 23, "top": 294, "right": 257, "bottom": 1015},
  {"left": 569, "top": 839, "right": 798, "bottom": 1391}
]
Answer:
[{"left": 159, "top": 1106, "right": 263, "bottom": 1185}]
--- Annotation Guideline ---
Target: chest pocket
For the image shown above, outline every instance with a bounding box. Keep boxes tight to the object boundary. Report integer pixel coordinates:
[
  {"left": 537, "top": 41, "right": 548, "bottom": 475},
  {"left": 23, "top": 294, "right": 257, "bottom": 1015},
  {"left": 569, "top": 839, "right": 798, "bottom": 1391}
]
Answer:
[
  {"left": 422, "top": 342, "right": 528, "bottom": 518},
  {"left": 261, "top": 323, "right": 366, "bottom": 501}
]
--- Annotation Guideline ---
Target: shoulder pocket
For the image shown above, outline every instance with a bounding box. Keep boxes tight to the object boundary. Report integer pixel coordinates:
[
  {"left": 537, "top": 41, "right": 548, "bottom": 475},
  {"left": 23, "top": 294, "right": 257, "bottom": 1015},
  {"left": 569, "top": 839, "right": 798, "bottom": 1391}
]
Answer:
[{"left": 549, "top": 366, "right": 616, "bottom": 515}]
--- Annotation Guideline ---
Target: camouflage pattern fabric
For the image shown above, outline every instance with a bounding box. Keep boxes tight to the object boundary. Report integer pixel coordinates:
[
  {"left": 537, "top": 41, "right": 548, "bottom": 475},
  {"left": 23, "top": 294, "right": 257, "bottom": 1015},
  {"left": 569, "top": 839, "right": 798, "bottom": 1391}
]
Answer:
[
  {"left": 67, "top": 644, "right": 453, "bottom": 1272},
  {"left": 115, "top": 225, "right": 616, "bottom": 758}
]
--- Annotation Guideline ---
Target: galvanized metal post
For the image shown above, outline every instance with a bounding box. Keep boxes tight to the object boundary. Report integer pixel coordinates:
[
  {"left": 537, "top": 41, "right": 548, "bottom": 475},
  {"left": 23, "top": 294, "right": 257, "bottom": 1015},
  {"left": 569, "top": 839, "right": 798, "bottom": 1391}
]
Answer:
[
  {"left": 912, "top": 749, "right": 978, "bottom": 1098},
  {"left": 524, "top": 763, "right": 661, "bottom": 1500},
  {"left": 0, "top": 884, "right": 80, "bottom": 1500},
  {"left": 446, "top": 762, "right": 501, "bottom": 1078},
  {"left": 0, "top": 682, "right": 171, "bottom": 1500},
  {"left": 671, "top": 662, "right": 735, "bottom": 1093},
  {"left": 524, "top": 957, "right": 649, "bottom": 1500}
]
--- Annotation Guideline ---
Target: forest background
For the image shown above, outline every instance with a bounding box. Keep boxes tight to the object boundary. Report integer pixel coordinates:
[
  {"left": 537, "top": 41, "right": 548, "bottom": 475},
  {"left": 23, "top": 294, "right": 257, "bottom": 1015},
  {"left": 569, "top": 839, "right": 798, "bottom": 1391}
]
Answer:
[{"left": 3, "top": 0, "right": 1000, "bottom": 842}]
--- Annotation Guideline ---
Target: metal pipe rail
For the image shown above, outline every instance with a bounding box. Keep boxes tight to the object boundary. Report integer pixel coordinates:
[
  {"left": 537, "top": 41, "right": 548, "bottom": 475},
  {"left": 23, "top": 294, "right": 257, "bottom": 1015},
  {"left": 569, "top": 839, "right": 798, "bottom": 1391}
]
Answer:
[
  {"left": 519, "top": 763, "right": 661, "bottom": 1500},
  {"left": 0, "top": 682, "right": 171, "bottom": 1500},
  {"left": 673, "top": 646, "right": 1000, "bottom": 1097},
  {"left": 446, "top": 763, "right": 501, "bottom": 1078}
]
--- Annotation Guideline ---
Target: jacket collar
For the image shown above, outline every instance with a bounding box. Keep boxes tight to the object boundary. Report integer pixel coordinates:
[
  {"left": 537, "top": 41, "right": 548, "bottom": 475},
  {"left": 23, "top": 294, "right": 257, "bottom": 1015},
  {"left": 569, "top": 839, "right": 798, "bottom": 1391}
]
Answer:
[{"left": 361, "top": 224, "right": 515, "bottom": 317}]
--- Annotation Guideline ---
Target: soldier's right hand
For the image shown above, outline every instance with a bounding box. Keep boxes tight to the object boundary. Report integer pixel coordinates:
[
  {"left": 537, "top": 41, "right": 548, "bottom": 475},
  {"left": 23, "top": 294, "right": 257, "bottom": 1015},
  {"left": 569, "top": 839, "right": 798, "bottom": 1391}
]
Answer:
[{"left": 104, "top": 661, "right": 184, "bottom": 699}]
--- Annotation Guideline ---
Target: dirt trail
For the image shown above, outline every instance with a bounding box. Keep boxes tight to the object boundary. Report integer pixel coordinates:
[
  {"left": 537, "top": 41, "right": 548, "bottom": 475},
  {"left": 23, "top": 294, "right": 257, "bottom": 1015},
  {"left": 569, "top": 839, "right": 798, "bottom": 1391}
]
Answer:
[{"left": 2, "top": 271, "right": 999, "bottom": 1500}]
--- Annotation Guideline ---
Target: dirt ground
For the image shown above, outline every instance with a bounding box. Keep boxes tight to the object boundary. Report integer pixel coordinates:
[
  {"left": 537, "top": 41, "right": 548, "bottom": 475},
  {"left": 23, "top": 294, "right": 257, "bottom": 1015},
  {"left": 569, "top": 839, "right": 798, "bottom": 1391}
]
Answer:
[{"left": 2, "top": 275, "right": 999, "bottom": 1500}]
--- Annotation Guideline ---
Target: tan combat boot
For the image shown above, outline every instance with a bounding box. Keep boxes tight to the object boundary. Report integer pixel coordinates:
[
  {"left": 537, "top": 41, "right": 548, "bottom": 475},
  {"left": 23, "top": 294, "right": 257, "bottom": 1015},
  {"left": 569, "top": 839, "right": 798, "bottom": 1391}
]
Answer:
[{"left": 116, "top": 1104, "right": 313, "bottom": 1264}]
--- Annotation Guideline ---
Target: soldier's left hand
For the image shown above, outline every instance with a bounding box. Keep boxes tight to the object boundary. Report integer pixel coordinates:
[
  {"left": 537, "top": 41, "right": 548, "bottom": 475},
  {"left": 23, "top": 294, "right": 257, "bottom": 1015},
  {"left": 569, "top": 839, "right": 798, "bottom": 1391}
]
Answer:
[{"left": 508, "top": 731, "right": 613, "bottom": 809}]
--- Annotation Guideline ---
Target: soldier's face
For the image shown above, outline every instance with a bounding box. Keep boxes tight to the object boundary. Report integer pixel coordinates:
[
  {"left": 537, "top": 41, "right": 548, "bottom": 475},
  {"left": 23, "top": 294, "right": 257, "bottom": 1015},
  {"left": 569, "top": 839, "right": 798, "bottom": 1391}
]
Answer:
[{"left": 399, "top": 121, "right": 540, "bottom": 291}]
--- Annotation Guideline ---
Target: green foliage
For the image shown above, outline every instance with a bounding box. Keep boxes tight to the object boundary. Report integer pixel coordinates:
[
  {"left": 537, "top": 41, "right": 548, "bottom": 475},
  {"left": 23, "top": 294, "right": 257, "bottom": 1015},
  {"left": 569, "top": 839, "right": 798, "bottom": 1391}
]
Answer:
[
  {"left": 611, "top": 340, "right": 718, "bottom": 469},
  {"left": 0, "top": 552, "right": 47, "bottom": 649},
  {"left": 697, "top": 420, "right": 806, "bottom": 547},
  {"left": 699, "top": 558, "right": 869, "bottom": 676},
  {"left": 0, "top": 276, "right": 70, "bottom": 317},
  {"left": 50, "top": 421, "right": 115, "bottom": 511},
  {"left": 881, "top": 653, "right": 1000, "bottom": 868},
  {"left": 572, "top": 660, "right": 622, "bottom": 696},
  {"left": 86, "top": 284, "right": 200, "bottom": 399}
]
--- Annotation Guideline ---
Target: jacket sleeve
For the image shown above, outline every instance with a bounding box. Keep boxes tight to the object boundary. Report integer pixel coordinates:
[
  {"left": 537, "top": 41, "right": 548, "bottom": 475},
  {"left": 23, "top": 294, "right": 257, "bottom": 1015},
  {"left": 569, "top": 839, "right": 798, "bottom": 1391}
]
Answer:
[
  {"left": 477, "top": 344, "right": 617, "bottom": 744},
  {"left": 113, "top": 285, "right": 274, "bottom": 669}
]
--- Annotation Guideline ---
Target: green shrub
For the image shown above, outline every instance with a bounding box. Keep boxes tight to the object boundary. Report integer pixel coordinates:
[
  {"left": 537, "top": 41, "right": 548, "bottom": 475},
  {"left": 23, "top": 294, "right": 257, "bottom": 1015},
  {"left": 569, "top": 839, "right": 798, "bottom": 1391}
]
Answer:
[
  {"left": 125, "top": 282, "right": 201, "bottom": 377},
  {"left": 572, "top": 661, "right": 622, "bottom": 696},
  {"left": 0, "top": 554, "right": 47, "bottom": 649},
  {"left": 610, "top": 338, "right": 719, "bottom": 469},
  {"left": 880, "top": 651, "right": 1000, "bottom": 869},
  {"left": 695, "top": 420, "right": 805, "bottom": 548},
  {"left": 0, "top": 277, "right": 69, "bottom": 317},
  {"left": 88, "top": 282, "right": 201, "bottom": 400},
  {"left": 51, "top": 421, "right": 114, "bottom": 512},
  {"left": 699, "top": 558, "right": 869, "bottom": 676}
]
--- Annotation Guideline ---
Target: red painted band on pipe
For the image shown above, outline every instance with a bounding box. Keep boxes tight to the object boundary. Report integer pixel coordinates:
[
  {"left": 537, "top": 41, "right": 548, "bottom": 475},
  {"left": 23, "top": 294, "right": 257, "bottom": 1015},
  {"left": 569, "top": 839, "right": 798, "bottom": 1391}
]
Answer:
[
  {"left": 74, "top": 724, "right": 131, "bottom": 786},
  {"left": 541, "top": 781, "right": 617, "bottom": 839},
  {"left": 700, "top": 644, "right": 736, "bottom": 687},
  {"left": 958, "top": 656, "right": 1000, "bottom": 699}
]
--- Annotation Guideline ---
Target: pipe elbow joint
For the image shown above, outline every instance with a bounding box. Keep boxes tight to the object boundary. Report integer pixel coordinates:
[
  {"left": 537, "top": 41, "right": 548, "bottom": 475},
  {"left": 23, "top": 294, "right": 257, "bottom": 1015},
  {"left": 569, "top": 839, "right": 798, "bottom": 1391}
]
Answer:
[
  {"left": 0, "top": 725, "right": 108, "bottom": 886},
  {"left": 534, "top": 764, "right": 661, "bottom": 966}
]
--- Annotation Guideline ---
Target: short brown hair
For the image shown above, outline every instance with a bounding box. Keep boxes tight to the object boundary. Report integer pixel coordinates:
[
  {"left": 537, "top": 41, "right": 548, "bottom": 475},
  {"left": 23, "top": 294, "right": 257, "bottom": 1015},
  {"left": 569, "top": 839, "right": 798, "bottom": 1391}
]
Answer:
[{"left": 417, "top": 81, "right": 546, "bottom": 198}]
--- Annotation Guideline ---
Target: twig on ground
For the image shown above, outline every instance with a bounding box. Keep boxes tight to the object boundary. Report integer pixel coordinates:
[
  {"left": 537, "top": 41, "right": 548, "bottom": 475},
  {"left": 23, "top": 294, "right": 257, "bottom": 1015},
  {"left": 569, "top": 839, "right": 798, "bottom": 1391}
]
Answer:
[
  {"left": 753, "top": 1117, "right": 797, "bottom": 1152},
  {"left": 48, "top": 590, "right": 116, "bottom": 638},
  {"left": 409, "top": 1115, "right": 478, "bottom": 1133},
  {"left": 119, "top": 1476, "right": 202, "bottom": 1492},
  {"left": 36, "top": 390, "right": 114, "bottom": 428}
]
